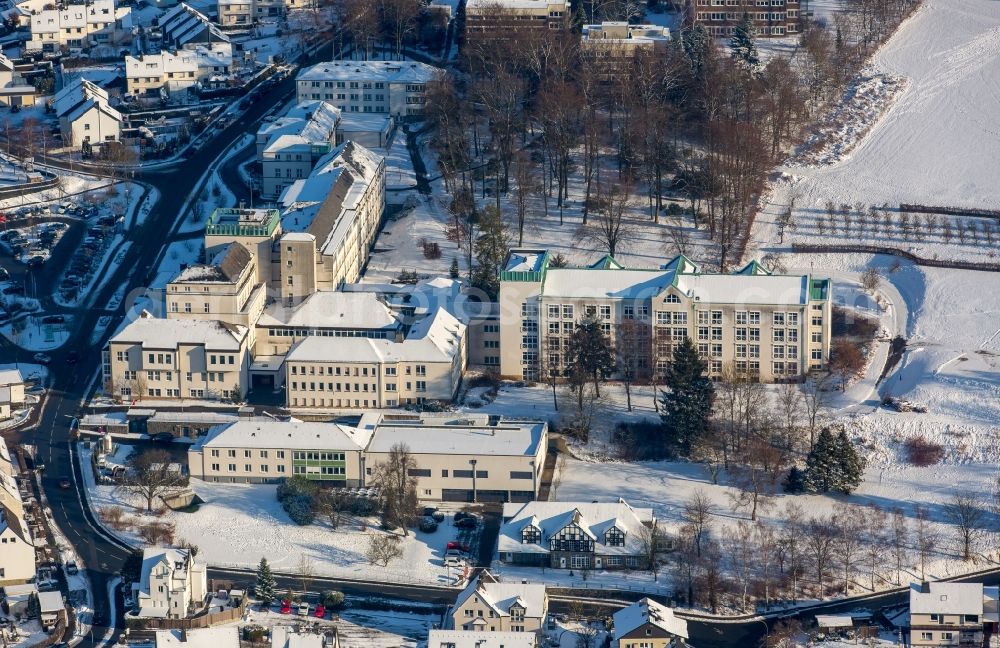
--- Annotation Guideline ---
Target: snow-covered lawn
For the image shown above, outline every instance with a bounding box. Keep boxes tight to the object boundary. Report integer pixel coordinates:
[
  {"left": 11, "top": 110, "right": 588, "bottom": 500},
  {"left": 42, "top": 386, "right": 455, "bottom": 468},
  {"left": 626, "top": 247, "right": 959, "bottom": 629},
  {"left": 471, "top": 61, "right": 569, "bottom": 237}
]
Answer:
[
  {"left": 0, "top": 315, "right": 72, "bottom": 351},
  {"left": 81, "top": 446, "right": 468, "bottom": 586}
]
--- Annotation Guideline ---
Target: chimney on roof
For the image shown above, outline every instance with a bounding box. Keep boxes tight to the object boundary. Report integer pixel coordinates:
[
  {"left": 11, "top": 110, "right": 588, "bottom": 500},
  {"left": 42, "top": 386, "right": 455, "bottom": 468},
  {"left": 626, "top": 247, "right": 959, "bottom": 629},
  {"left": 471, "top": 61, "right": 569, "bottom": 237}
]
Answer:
[{"left": 920, "top": 581, "right": 930, "bottom": 594}]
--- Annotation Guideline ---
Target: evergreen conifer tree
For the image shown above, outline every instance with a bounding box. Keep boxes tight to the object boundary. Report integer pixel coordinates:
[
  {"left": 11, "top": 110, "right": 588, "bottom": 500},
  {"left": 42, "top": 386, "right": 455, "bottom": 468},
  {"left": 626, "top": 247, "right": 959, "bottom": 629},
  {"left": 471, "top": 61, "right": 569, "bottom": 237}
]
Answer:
[
  {"left": 449, "top": 257, "right": 460, "bottom": 279},
  {"left": 833, "top": 429, "right": 865, "bottom": 494},
  {"left": 782, "top": 466, "right": 806, "bottom": 494},
  {"left": 803, "top": 427, "right": 838, "bottom": 493},
  {"left": 659, "top": 338, "right": 713, "bottom": 455},
  {"left": 729, "top": 14, "right": 760, "bottom": 71},
  {"left": 254, "top": 557, "right": 276, "bottom": 604},
  {"left": 566, "top": 317, "right": 615, "bottom": 397}
]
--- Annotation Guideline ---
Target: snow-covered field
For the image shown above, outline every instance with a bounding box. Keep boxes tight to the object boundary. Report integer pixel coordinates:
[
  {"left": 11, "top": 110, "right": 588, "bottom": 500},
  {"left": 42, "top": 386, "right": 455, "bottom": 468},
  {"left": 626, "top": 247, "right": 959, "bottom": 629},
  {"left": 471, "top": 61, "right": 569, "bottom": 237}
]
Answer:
[{"left": 81, "top": 445, "right": 470, "bottom": 586}]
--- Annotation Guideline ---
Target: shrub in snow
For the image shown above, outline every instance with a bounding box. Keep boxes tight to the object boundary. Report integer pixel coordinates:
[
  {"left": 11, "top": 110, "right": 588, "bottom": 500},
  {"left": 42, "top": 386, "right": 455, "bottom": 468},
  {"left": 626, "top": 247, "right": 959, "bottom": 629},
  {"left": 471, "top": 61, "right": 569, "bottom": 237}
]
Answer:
[
  {"left": 322, "top": 590, "right": 345, "bottom": 609},
  {"left": 904, "top": 436, "right": 945, "bottom": 467},
  {"left": 285, "top": 494, "right": 315, "bottom": 525}
]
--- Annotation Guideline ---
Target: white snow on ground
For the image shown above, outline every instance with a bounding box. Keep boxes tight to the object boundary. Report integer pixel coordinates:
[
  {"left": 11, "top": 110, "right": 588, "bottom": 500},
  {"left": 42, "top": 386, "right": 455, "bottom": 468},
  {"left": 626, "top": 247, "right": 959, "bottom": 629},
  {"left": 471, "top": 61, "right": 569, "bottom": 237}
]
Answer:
[
  {"left": 384, "top": 131, "right": 416, "bottom": 190},
  {"left": 178, "top": 134, "right": 248, "bottom": 235},
  {"left": 81, "top": 448, "right": 471, "bottom": 585},
  {"left": 0, "top": 316, "right": 71, "bottom": 351}
]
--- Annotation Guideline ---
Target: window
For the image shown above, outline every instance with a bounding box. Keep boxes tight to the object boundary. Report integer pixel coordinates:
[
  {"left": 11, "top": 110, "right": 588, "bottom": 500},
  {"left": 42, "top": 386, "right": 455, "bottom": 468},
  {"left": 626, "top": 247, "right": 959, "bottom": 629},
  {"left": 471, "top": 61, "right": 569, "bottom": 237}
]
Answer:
[
  {"left": 736, "top": 311, "right": 747, "bottom": 325},
  {"left": 522, "top": 526, "right": 540, "bottom": 544},
  {"left": 773, "top": 312, "right": 785, "bottom": 326},
  {"left": 920, "top": 633, "right": 932, "bottom": 641},
  {"left": 605, "top": 527, "right": 625, "bottom": 546},
  {"left": 664, "top": 294, "right": 681, "bottom": 303},
  {"left": 697, "top": 311, "right": 710, "bottom": 325},
  {"left": 711, "top": 310, "right": 722, "bottom": 324},
  {"left": 548, "top": 304, "right": 560, "bottom": 318}
]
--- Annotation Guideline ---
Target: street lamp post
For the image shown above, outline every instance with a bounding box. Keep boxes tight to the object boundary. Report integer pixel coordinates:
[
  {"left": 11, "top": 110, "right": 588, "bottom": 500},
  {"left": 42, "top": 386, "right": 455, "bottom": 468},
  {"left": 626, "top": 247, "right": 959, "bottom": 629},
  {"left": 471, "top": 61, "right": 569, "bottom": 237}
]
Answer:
[{"left": 469, "top": 459, "right": 477, "bottom": 503}]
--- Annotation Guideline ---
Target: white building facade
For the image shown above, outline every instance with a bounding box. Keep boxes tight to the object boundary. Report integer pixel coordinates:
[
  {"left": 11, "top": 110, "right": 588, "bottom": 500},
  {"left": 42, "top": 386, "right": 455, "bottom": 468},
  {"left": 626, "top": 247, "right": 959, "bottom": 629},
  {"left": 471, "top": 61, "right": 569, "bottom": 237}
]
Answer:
[{"left": 295, "top": 61, "right": 437, "bottom": 117}]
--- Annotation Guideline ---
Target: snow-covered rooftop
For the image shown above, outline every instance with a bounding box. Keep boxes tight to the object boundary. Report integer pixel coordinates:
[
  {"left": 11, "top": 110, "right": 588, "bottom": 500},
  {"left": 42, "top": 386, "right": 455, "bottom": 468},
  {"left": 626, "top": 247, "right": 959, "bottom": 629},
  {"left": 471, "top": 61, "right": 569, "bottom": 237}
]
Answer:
[
  {"left": 498, "top": 499, "right": 653, "bottom": 557},
  {"left": 910, "top": 582, "right": 985, "bottom": 616},
  {"left": 0, "top": 369, "right": 23, "bottom": 386},
  {"left": 613, "top": 598, "right": 688, "bottom": 640},
  {"left": 365, "top": 417, "right": 544, "bottom": 457},
  {"left": 297, "top": 60, "right": 437, "bottom": 85},
  {"left": 284, "top": 307, "right": 463, "bottom": 365},
  {"left": 109, "top": 311, "right": 247, "bottom": 350},
  {"left": 259, "top": 100, "right": 341, "bottom": 156},
  {"left": 196, "top": 420, "right": 369, "bottom": 452},
  {"left": 257, "top": 290, "right": 400, "bottom": 331},
  {"left": 453, "top": 573, "right": 547, "bottom": 620},
  {"left": 271, "top": 628, "right": 326, "bottom": 648},
  {"left": 467, "top": 0, "right": 566, "bottom": 10},
  {"left": 171, "top": 242, "right": 252, "bottom": 284},
  {"left": 155, "top": 628, "right": 239, "bottom": 648},
  {"left": 427, "top": 631, "right": 535, "bottom": 648}
]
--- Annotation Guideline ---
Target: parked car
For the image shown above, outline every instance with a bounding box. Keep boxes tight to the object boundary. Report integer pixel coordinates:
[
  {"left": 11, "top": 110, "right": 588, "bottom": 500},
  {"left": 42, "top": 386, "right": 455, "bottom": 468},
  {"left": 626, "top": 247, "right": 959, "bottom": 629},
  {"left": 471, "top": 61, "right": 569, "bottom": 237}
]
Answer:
[
  {"left": 279, "top": 600, "right": 292, "bottom": 614},
  {"left": 447, "top": 541, "right": 470, "bottom": 553},
  {"left": 65, "top": 561, "right": 79, "bottom": 575},
  {"left": 33, "top": 353, "right": 51, "bottom": 363},
  {"left": 313, "top": 604, "right": 325, "bottom": 619},
  {"left": 297, "top": 602, "right": 310, "bottom": 616},
  {"left": 444, "top": 555, "right": 465, "bottom": 568},
  {"left": 423, "top": 507, "right": 445, "bottom": 522},
  {"left": 419, "top": 517, "right": 438, "bottom": 533},
  {"left": 455, "top": 516, "right": 478, "bottom": 529},
  {"left": 453, "top": 511, "right": 472, "bottom": 522}
]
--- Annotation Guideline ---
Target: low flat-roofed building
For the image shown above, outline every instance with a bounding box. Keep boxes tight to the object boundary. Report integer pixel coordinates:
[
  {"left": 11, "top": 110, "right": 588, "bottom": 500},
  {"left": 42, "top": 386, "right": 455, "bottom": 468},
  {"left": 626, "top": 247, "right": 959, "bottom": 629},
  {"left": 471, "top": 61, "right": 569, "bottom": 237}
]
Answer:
[
  {"left": 363, "top": 412, "right": 546, "bottom": 502},
  {"left": 187, "top": 419, "right": 369, "bottom": 484},
  {"left": 465, "top": 0, "right": 567, "bottom": 37},
  {"left": 155, "top": 627, "right": 240, "bottom": 648}
]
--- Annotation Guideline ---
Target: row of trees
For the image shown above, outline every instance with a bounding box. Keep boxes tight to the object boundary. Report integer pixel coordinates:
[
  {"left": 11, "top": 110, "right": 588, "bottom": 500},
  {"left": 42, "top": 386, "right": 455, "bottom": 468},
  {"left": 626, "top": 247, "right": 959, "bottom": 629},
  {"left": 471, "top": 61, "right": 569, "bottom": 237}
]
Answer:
[
  {"left": 330, "top": 0, "right": 447, "bottom": 60},
  {"left": 673, "top": 489, "right": 996, "bottom": 613}
]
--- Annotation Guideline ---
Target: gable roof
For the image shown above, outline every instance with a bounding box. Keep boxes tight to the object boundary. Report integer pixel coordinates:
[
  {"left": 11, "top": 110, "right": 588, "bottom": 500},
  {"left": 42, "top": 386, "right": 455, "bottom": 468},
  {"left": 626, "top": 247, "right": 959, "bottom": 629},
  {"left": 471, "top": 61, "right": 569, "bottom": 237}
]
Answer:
[
  {"left": 498, "top": 500, "right": 654, "bottom": 557},
  {"left": 910, "top": 582, "right": 985, "bottom": 616},
  {"left": 613, "top": 598, "right": 688, "bottom": 640},
  {"left": 453, "top": 572, "right": 547, "bottom": 620},
  {"left": 171, "top": 242, "right": 252, "bottom": 284}
]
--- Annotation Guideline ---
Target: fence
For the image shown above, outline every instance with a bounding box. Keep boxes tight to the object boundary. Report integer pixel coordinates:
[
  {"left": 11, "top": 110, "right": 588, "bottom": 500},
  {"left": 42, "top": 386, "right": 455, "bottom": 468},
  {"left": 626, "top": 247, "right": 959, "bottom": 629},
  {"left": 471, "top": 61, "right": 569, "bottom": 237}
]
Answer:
[
  {"left": 0, "top": 176, "right": 59, "bottom": 200},
  {"left": 897, "top": 203, "right": 1000, "bottom": 221},
  {"left": 132, "top": 600, "right": 246, "bottom": 630},
  {"left": 791, "top": 243, "right": 1000, "bottom": 272}
]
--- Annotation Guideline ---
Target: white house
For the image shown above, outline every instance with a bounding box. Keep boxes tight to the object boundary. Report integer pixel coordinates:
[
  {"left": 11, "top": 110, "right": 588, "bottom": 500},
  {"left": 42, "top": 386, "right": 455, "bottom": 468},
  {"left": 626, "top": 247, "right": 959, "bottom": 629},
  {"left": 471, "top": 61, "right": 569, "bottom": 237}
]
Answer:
[
  {"left": 126, "top": 42, "right": 233, "bottom": 95},
  {"left": 448, "top": 572, "right": 548, "bottom": 633},
  {"left": 26, "top": 0, "right": 131, "bottom": 52},
  {"left": 133, "top": 547, "right": 207, "bottom": 619},
  {"left": 295, "top": 60, "right": 437, "bottom": 117},
  {"left": 256, "top": 100, "right": 341, "bottom": 199},
  {"left": 51, "top": 77, "right": 122, "bottom": 149},
  {"left": 0, "top": 368, "right": 25, "bottom": 421}
]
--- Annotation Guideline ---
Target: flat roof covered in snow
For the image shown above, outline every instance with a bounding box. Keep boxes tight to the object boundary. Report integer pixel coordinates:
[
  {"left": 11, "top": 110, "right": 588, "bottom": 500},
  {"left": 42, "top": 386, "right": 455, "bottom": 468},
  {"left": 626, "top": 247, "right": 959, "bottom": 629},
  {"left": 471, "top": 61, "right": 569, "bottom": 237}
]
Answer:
[
  {"left": 366, "top": 419, "right": 545, "bottom": 457},
  {"left": 197, "top": 420, "right": 369, "bottom": 452}
]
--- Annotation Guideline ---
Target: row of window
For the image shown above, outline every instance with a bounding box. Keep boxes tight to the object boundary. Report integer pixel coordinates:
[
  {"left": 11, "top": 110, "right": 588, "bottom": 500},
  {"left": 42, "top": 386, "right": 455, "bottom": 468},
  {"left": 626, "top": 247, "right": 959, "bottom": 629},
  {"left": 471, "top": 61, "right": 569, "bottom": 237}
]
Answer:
[
  {"left": 305, "top": 80, "right": 386, "bottom": 89},
  {"left": 290, "top": 364, "right": 425, "bottom": 376},
  {"left": 210, "top": 463, "right": 286, "bottom": 474},
  {"left": 211, "top": 448, "right": 286, "bottom": 459},
  {"left": 288, "top": 381, "right": 427, "bottom": 393}
]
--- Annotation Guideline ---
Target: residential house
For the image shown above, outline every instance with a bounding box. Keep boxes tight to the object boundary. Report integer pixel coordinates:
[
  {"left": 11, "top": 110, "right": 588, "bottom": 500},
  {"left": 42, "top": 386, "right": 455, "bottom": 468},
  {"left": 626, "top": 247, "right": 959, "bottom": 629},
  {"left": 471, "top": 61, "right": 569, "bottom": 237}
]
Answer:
[
  {"left": 428, "top": 630, "right": 536, "bottom": 648},
  {"left": 26, "top": 0, "right": 131, "bottom": 52},
  {"left": 464, "top": 0, "right": 567, "bottom": 38},
  {"left": 133, "top": 547, "right": 208, "bottom": 619},
  {"left": 499, "top": 250, "right": 832, "bottom": 383},
  {"left": 38, "top": 591, "right": 66, "bottom": 631},
  {"left": 0, "top": 368, "right": 25, "bottom": 421},
  {"left": 155, "top": 628, "right": 240, "bottom": 648},
  {"left": 612, "top": 598, "right": 688, "bottom": 648},
  {"left": 688, "top": 0, "right": 800, "bottom": 37},
  {"left": 0, "top": 53, "right": 36, "bottom": 107},
  {"left": 496, "top": 499, "right": 656, "bottom": 570},
  {"left": 217, "top": 0, "right": 308, "bottom": 26},
  {"left": 125, "top": 42, "right": 234, "bottom": 95},
  {"left": 102, "top": 310, "right": 251, "bottom": 402},
  {"left": 51, "top": 77, "right": 122, "bottom": 149},
  {"left": 0, "top": 439, "right": 35, "bottom": 585},
  {"left": 256, "top": 100, "right": 342, "bottom": 199},
  {"left": 158, "top": 3, "right": 229, "bottom": 47},
  {"left": 449, "top": 572, "right": 547, "bottom": 633},
  {"left": 909, "top": 581, "right": 999, "bottom": 647},
  {"left": 295, "top": 61, "right": 437, "bottom": 117},
  {"left": 188, "top": 413, "right": 547, "bottom": 503}
]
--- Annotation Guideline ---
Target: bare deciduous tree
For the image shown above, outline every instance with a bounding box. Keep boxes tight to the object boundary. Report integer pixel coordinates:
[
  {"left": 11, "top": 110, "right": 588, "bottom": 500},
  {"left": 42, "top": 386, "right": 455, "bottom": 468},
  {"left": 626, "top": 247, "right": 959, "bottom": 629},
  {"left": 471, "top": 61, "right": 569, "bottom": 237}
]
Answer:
[
  {"left": 365, "top": 533, "right": 403, "bottom": 566},
  {"left": 370, "top": 443, "right": 419, "bottom": 535},
  {"left": 947, "top": 493, "right": 986, "bottom": 562},
  {"left": 122, "top": 449, "right": 187, "bottom": 511},
  {"left": 682, "top": 490, "right": 713, "bottom": 558}
]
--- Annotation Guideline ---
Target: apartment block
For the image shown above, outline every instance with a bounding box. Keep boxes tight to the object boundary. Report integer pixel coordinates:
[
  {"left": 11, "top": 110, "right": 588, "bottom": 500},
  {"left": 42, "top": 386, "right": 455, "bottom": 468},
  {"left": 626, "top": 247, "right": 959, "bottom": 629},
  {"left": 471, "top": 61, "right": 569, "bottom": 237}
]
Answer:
[
  {"left": 103, "top": 311, "right": 251, "bottom": 402},
  {"left": 217, "top": 0, "right": 309, "bottom": 26},
  {"left": 581, "top": 22, "right": 671, "bottom": 58},
  {"left": 909, "top": 581, "right": 999, "bottom": 647},
  {"left": 689, "top": 0, "right": 800, "bottom": 37},
  {"left": 125, "top": 42, "right": 234, "bottom": 95},
  {"left": 256, "top": 100, "right": 341, "bottom": 199},
  {"left": 188, "top": 413, "right": 547, "bottom": 503},
  {"left": 295, "top": 60, "right": 437, "bottom": 117},
  {"left": 465, "top": 0, "right": 567, "bottom": 37},
  {"left": 449, "top": 572, "right": 548, "bottom": 633},
  {"left": 499, "top": 251, "right": 832, "bottom": 383},
  {"left": 26, "top": 0, "right": 131, "bottom": 52}
]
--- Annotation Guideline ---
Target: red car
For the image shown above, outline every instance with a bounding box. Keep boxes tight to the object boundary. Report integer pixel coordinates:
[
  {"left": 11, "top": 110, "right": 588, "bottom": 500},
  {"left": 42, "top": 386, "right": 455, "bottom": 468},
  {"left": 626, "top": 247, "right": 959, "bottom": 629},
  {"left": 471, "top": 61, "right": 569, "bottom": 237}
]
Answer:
[
  {"left": 314, "top": 605, "right": 326, "bottom": 618},
  {"left": 447, "top": 541, "right": 470, "bottom": 553},
  {"left": 280, "top": 600, "right": 292, "bottom": 614}
]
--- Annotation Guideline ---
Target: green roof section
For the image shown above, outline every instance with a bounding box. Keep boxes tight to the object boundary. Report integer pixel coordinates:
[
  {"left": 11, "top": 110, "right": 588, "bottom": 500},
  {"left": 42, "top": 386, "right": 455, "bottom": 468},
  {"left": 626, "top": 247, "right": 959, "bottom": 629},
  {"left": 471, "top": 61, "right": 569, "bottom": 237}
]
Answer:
[
  {"left": 500, "top": 249, "right": 550, "bottom": 282},
  {"left": 206, "top": 207, "right": 281, "bottom": 238},
  {"left": 810, "top": 278, "right": 831, "bottom": 301},
  {"left": 588, "top": 254, "right": 625, "bottom": 270},
  {"left": 736, "top": 260, "right": 771, "bottom": 276}
]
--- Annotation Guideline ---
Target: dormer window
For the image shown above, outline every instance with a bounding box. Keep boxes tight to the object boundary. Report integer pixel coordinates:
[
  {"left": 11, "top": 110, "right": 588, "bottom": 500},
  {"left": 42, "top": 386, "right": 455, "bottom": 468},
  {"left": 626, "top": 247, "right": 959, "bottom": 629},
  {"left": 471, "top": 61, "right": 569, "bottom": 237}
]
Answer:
[
  {"left": 522, "top": 525, "right": 540, "bottom": 544},
  {"left": 664, "top": 294, "right": 681, "bottom": 303},
  {"left": 605, "top": 526, "right": 625, "bottom": 547}
]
